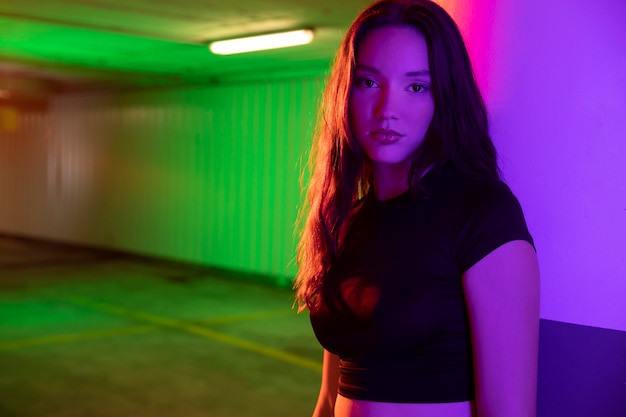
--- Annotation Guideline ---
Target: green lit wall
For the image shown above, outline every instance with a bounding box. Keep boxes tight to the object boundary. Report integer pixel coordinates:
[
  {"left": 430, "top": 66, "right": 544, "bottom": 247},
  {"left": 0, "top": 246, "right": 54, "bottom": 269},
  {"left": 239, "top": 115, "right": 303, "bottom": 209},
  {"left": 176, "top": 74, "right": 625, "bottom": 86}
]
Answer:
[{"left": 0, "top": 77, "right": 323, "bottom": 286}]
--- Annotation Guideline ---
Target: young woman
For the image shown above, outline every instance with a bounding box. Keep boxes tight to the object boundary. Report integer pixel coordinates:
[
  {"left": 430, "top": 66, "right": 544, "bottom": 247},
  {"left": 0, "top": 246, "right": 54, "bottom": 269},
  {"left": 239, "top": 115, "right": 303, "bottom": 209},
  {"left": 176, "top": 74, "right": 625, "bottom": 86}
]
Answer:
[{"left": 294, "top": 1, "right": 540, "bottom": 416}]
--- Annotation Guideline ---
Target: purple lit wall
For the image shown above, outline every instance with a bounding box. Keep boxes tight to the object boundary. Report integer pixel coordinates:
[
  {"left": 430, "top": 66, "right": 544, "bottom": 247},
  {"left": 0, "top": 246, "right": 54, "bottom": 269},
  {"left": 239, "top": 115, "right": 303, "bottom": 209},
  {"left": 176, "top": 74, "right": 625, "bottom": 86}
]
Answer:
[{"left": 440, "top": 0, "right": 626, "bottom": 414}]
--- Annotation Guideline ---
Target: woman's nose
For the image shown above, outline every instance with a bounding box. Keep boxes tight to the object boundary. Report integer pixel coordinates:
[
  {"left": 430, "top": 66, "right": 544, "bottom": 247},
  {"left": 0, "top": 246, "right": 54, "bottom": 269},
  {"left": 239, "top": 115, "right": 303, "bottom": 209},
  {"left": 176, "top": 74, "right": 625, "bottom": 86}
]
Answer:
[{"left": 374, "top": 88, "right": 399, "bottom": 119}]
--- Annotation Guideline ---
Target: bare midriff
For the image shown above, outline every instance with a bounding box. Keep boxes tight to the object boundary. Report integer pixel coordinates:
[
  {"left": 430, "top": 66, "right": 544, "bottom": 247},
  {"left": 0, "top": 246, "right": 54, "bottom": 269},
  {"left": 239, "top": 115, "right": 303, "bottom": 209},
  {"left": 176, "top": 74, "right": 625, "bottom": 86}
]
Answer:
[{"left": 334, "top": 395, "right": 476, "bottom": 417}]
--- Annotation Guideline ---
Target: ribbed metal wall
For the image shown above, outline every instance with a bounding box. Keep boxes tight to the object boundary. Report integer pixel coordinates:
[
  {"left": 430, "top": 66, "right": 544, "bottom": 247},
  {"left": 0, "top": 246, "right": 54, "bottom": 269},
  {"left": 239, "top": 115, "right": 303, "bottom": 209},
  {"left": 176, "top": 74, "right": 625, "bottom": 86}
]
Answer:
[
  {"left": 0, "top": 109, "right": 49, "bottom": 236},
  {"left": 0, "top": 77, "right": 323, "bottom": 285}
]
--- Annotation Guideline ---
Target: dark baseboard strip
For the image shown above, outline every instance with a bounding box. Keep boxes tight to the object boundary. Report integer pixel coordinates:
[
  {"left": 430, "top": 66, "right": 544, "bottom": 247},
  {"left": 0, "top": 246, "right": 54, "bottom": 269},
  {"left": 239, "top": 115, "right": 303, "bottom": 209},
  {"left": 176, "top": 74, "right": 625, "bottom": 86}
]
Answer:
[{"left": 538, "top": 319, "right": 626, "bottom": 417}]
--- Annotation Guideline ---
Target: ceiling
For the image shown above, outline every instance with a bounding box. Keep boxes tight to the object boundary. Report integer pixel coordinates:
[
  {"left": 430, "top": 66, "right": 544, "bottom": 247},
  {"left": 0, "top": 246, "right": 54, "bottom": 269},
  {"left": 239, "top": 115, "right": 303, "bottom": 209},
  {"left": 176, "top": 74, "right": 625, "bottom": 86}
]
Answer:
[{"left": 0, "top": 0, "right": 371, "bottom": 102}]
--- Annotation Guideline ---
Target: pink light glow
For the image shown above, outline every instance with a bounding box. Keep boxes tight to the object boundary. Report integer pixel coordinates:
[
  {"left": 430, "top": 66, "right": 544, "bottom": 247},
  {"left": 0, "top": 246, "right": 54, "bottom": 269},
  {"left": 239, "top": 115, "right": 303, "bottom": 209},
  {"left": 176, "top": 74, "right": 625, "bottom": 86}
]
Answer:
[{"left": 439, "top": 0, "right": 626, "bottom": 331}]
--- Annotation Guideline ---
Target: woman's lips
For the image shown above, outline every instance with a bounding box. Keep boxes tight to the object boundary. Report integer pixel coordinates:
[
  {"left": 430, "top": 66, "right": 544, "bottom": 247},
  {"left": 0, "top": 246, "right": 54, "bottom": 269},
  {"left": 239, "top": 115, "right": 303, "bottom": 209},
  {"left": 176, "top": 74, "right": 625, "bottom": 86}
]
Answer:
[{"left": 369, "top": 129, "right": 404, "bottom": 144}]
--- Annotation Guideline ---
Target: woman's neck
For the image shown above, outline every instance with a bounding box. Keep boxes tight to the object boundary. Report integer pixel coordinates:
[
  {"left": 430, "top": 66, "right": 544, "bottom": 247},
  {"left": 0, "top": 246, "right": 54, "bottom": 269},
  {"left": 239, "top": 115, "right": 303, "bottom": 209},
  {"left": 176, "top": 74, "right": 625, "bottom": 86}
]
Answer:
[{"left": 372, "top": 163, "right": 410, "bottom": 201}]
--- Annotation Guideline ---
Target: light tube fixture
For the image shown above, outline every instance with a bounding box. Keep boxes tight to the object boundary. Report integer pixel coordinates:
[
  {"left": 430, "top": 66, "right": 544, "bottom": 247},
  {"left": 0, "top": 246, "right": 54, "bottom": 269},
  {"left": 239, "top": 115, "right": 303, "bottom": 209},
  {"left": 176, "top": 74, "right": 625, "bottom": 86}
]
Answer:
[{"left": 209, "top": 29, "right": 314, "bottom": 55}]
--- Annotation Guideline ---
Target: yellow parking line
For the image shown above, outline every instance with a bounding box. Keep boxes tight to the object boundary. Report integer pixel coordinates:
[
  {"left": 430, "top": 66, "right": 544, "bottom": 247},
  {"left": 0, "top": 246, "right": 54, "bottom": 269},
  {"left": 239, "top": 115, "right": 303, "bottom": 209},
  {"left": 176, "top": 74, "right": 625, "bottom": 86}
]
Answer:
[
  {"left": 0, "top": 325, "right": 156, "bottom": 351},
  {"left": 202, "top": 309, "right": 294, "bottom": 325},
  {"left": 59, "top": 296, "right": 322, "bottom": 372}
]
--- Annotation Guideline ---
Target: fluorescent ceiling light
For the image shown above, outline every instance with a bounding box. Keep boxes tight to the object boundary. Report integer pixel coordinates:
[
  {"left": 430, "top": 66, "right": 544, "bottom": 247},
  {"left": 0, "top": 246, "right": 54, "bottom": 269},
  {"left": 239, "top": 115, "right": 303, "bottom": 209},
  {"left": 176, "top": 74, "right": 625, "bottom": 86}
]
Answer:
[{"left": 209, "top": 29, "right": 314, "bottom": 55}]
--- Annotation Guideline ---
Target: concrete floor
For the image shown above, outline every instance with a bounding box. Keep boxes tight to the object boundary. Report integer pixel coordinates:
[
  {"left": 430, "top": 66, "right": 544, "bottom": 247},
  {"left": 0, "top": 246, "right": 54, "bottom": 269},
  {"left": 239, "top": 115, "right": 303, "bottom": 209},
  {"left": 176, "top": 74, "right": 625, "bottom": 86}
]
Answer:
[{"left": 0, "top": 236, "right": 322, "bottom": 417}]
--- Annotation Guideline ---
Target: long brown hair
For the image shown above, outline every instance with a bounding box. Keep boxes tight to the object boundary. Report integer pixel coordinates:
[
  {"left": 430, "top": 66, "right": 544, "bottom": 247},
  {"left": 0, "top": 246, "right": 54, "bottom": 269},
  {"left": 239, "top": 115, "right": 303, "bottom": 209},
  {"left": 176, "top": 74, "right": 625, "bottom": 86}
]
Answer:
[{"left": 294, "top": 0, "right": 498, "bottom": 309}]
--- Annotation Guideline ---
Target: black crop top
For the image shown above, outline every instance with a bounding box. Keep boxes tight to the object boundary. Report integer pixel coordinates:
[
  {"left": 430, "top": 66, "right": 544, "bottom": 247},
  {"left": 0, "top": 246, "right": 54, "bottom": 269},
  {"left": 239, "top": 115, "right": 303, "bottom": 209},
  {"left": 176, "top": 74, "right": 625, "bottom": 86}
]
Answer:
[{"left": 309, "top": 164, "right": 534, "bottom": 404}]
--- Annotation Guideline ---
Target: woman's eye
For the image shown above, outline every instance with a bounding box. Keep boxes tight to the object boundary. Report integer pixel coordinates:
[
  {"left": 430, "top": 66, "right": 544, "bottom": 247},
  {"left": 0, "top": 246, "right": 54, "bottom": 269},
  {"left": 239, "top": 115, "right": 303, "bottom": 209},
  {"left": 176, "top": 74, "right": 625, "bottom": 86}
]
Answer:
[
  {"left": 410, "top": 84, "right": 426, "bottom": 93},
  {"left": 357, "top": 78, "right": 377, "bottom": 88}
]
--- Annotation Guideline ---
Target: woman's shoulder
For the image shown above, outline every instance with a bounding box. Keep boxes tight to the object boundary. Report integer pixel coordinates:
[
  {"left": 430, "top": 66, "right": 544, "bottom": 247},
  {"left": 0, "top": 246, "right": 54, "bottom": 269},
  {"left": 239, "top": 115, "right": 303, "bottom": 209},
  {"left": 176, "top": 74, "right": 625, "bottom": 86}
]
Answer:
[
  {"left": 465, "top": 176, "right": 518, "bottom": 207},
  {"left": 450, "top": 174, "right": 534, "bottom": 270},
  {"left": 424, "top": 163, "right": 513, "bottom": 200},
  {"left": 427, "top": 164, "right": 530, "bottom": 234}
]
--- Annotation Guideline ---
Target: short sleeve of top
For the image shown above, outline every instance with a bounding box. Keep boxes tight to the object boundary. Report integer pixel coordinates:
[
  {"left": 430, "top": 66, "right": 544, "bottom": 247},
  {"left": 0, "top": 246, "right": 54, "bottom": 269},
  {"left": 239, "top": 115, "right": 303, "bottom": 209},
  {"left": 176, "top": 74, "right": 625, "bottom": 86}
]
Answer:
[{"left": 453, "top": 178, "right": 535, "bottom": 272}]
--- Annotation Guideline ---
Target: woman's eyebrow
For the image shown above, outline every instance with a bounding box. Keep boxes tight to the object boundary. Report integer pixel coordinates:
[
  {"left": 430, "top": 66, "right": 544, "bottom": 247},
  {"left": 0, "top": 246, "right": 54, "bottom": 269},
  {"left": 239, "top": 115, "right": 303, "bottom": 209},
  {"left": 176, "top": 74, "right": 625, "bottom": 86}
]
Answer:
[
  {"left": 355, "top": 64, "right": 430, "bottom": 77},
  {"left": 354, "top": 64, "right": 380, "bottom": 74},
  {"left": 405, "top": 70, "right": 430, "bottom": 77}
]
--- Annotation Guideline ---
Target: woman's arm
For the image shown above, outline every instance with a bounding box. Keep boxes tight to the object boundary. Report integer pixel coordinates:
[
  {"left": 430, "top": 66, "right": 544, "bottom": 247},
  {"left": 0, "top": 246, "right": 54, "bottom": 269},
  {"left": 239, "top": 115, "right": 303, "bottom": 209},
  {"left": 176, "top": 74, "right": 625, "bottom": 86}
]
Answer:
[
  {"left": 463, "top": 240, "right": 540, "bottom": 417},
  {"left": 312, "top": 349, "right": 340, "bottom": 417}
]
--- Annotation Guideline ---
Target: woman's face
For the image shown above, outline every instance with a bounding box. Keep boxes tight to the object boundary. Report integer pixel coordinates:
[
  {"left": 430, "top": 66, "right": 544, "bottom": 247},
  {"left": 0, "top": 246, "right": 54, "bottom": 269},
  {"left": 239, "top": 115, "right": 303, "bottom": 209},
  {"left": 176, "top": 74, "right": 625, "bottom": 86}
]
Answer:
[{"left": 349, "top": 25, "right": 434, "bottom": 175}]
